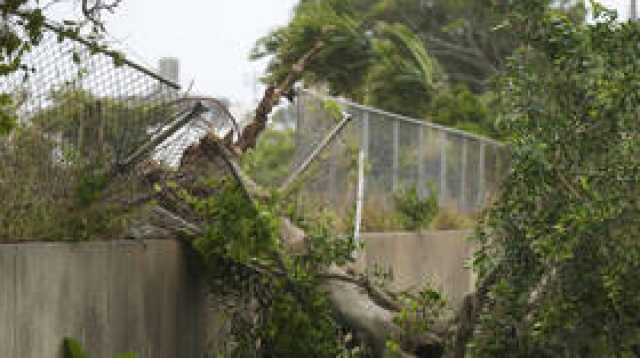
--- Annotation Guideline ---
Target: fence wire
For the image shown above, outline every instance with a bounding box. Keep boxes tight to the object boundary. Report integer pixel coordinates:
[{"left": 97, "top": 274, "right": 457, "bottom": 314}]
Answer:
[
  {"left": 0, "top": 29, "right": 232, "bottom": 240},
  {"left": 284, "top": 90, "right": 510, "bottom": 233}
]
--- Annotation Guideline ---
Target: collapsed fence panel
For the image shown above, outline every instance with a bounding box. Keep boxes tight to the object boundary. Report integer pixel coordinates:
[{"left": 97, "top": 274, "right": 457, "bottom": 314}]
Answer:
[{"left": 0, "top": 29, "right": 231, "bottom": 241}]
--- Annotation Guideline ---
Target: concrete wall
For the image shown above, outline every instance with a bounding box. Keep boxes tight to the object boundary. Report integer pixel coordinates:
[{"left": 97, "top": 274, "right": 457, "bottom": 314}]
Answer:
[
  {"left": 0, "top": 232, "right": 477, "bottom": 357},
  {"left": 361, "top": 231, "right": 476, "bottom": 307},
  {"left": 0, "top": 239, "right": 214, "bottom": 358}
]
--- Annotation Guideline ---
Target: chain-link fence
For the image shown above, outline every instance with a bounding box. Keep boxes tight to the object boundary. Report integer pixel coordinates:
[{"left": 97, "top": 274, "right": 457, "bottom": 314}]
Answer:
[
  {"left": 0, "top": 27, "right": 231, "bottom": 240},
  {"left": 281, "top": 89, "right": 509, "bottom": 234}
]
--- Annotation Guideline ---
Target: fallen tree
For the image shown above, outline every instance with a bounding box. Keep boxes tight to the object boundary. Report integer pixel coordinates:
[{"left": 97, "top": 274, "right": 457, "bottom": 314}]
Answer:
[
  {"left": 135, "top": 122, "right": 452, "bottom": 358},
  {"left": 120, "top": 51, "right": 516, "bottom": 358},
  {"left": 114, "top": 37, "right": 471, "bottom": 356}
]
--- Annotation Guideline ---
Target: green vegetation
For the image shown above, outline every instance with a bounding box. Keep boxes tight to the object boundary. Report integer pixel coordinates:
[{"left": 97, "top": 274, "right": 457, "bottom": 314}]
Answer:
[
  {"left": 0, "top": 89, "right": 167, "bottom": 241},
  {"left": 430, "top": 86, "right": 499, "bottom": 139},
  {"left": 184, "top": 179, "right": 361, "bottom": 357},
  {"left": 7, "top": 0, "right": 640, "bottom": 356},
  {"left": 62, "top": 338, "right": 139, "bottom": 358},
  {"left": 252, "top": 0, "right": 442, "bottom": 119},
  {"left": 253, "top": 0, "right": 583, "bottom": 138},
  {"left": 63, "top": 338, "right": 86, "bottom": 358},
  {"left": 0, "top": 126, "right": 125, "bottom": 240},
  {"left": 0, "top": 94, "right": 17, "bottom": 136},
  {"left": 248, "top": 1, "right": 640, "bottom": 354},
  {"left": 361, "top": 191, "right": 475, "bottom": 232},
  {"left": 393, "top": 186, "right": 438, "bottom": 231},
  {"left": 469, "top": 2, "right": 640, "bottom": 356},
  {"left": 241, "top": 128, "right": 296, "bottom": 188},
  {"left": 388, "top": 282, "right": 448, "bottom": 355}
]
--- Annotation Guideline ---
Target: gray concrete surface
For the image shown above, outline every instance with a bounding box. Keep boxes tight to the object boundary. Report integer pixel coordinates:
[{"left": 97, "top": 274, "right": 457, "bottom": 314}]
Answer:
[
  {"left": 0, "top": 239, "right": 213, "bottom": 358},
  {"left": 360, "top": 231, "right": 476, "bottom": 307},
  {"left": 0, "top": 232, "right": 477, "bottom": 357}
]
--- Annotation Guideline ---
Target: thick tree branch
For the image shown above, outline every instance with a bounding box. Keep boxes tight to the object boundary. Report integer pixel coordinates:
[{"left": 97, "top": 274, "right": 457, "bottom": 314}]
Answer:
[
  {"left": 449, "top": 261, "right": 505, "bottom": 357},
  {"left": 185, "top": 133, "right": 442, "bottom": 357},
  {"left": 233, "top": 40, "right": 325, "bottom": 154}
]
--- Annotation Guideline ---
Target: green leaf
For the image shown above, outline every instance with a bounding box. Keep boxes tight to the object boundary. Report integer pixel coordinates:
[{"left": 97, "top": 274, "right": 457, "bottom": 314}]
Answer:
[{"left": 63, "top": 338, "right": 86, "bottom": 358}]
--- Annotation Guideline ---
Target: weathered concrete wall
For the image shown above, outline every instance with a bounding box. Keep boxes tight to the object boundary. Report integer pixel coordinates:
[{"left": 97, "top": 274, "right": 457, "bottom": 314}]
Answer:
[
  {"left": 361, "top": 231, "right": 476, "bottom": 307},
  {"left": 0, "top": 232, "right": 477, "bottom": 357},
  {"left": 0, "top": 239, "right": 214, "bottom": 358}
]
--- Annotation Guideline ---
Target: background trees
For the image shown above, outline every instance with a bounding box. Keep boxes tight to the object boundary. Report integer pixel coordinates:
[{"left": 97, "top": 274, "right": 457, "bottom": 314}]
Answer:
[{"left": 253, "top": 0, "right": 586, "bottom": 138}]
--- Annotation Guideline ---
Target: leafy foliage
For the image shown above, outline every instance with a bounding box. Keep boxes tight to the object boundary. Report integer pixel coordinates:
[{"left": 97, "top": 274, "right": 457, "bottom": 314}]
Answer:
[
  {"left": 393, "top": 185, "right": 438, "bottom": 231},
  {"left": 429, "top": 86, "right": 501, "bottom": 138},
  {"left": 0, "top": 94, "right": 17, "bottom": 136},
  {"left": 63, "top": 338, "right": 86, "bottom": 358},
  {"left": 241, "top": 128, "right": 296, "bottom": 188},
  {"left": 189, "top": 179, "right": 279, "bottom": 264},
  {"left": 364, "top": 22, "right": 444, "bottom": 116},
  {"left": 184, "top": 179, "right": 362, "bottom": 357},
  {"left": 391, "top": 282, "right": 448, "bottom": 354},
  {"left": 0, "top": 89, "right": 163, "bottom": 241},
  {"left": 251, "top": 0, "right": 373, "bottom": 98},
  {"left": 256, "top": 0, "right": 587, "bottom": 138},
  {"left": 252, "top": 0, "right": 444, "bottom": 118},
  {"left": 62, "top": 338, "right": 139, "bottom": 358},
  {"left": 470, "top": 2, "right": 640, "bottom": 356}
]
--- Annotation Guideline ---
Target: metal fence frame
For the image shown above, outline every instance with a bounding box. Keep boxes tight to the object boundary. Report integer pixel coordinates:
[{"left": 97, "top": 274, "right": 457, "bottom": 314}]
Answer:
[
  {"left": 0, "top": 23, "right": 230, "bottom": 240},
  {"left": 290, "top": 89, "right": 510, "bottom": 237}
]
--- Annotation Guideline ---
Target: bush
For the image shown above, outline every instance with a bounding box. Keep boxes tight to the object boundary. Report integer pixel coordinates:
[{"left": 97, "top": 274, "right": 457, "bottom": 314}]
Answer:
[
  {"left": 393, "top": 185, "right": 438, "bottom": 231},
  {"left": 0, "top": 89, "right": 163, "bottom": 241}
]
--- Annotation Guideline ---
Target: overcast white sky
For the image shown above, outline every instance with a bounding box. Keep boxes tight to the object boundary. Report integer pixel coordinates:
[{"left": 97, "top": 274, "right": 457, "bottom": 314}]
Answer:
[
  {"left": 100, "top": 0, "right": 299, "bottom": 105},
  {"left": 51, "top": 0, "right": 633, "bottom": 105},
  {"left": 596, "top": 0, "right": 634, "bottom": 19}
]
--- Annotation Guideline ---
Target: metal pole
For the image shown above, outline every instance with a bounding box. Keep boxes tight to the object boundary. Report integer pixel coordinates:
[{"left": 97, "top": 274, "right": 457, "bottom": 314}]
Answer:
[
  {"left": 460, "top": 138, "right": 467, "bottom": 212},
  {"left": 439, "top": 131, "right": 447, "bottom": 205},
  {"left": 417, "top": 126, "right": 426, "bottom": 198},
  {"left": 117, "top": 102, "right": 207, "bottom": 172},
  {"left": 354, "top": 111, "right": 369, "bottom": 249},
  {"left": 632, "top": 0, "right": 638, "bottom": 21},
  {"left": 295, "top": 92, "right": 305, "bottom": 217},
  {"left": 477, "top": 143, "right": 486, "bottom": 209},
  {"left": 330, "top": 136, "right": 338, "bottom": 205},
  {"left": 392, "top": 120, "right": 399, "bottom": 192}
]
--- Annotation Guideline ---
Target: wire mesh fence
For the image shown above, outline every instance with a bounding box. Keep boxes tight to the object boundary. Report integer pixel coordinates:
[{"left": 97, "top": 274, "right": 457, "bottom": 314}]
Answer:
[
  {"left": 0, "top": 28, "right": 231, "bottom": 240},
  {"left": 281, "top": 89, "right": 510, "bottom": 234}
]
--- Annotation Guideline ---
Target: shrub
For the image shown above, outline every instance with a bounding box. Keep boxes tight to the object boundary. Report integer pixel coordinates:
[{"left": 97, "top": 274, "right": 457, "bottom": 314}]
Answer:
[{"left": 393, "top": 185, "right": 438, "bottom": 231}]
